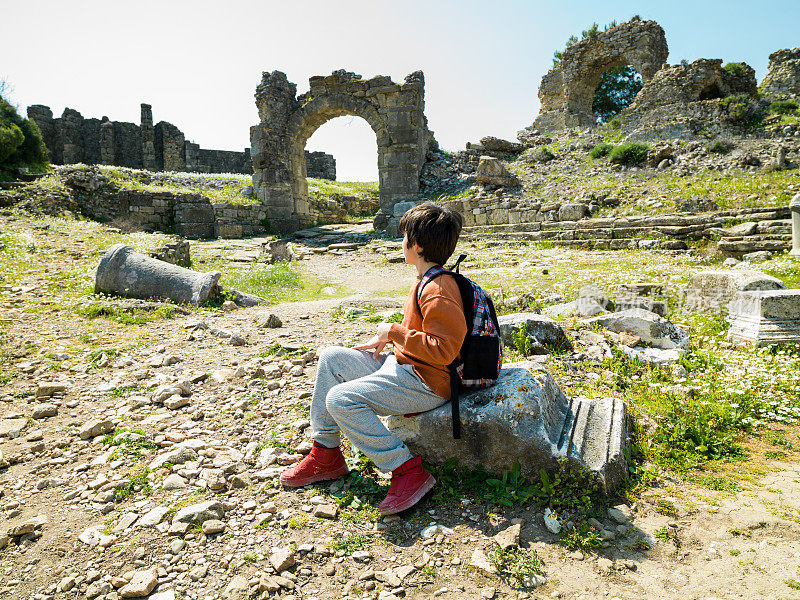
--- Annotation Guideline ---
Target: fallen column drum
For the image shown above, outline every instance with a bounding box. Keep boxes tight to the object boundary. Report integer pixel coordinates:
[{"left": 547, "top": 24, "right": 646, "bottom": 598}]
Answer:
[{"left": 95, "top": 243, "right": 221, "bottom": 306}]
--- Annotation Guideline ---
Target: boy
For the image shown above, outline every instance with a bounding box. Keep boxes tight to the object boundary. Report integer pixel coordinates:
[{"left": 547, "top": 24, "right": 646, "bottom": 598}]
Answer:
[{"left": 280, "top": 202, "right": 466, "bottom": 515}]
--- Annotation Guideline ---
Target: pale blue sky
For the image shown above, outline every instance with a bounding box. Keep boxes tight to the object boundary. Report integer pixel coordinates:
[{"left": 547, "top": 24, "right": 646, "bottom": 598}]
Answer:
[{"left": 1, "top": 0, "right": 798, "bottom": 180}]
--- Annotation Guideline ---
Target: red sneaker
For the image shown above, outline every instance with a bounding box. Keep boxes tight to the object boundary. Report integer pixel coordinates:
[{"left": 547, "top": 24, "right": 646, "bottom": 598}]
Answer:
[
  {"left": 378, "top": 456, "right": 436, "bottom": 515},
  {"left": 280, "top": 442, "right": 349, "bottom": 487}
]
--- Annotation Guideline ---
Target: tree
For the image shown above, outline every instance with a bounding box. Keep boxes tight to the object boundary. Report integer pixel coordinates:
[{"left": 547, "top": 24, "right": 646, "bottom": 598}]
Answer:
[
  {"left": 0, "top": 90, "right": 49, "bottom": 171},
  {"left": 592, "top": 65, "right": 643, "bottom": 123}
]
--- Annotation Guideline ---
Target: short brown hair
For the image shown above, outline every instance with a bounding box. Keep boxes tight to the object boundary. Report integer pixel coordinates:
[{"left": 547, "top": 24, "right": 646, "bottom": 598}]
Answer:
[{"left": 398, "top": 202, "right": 463, "bottom": 266}]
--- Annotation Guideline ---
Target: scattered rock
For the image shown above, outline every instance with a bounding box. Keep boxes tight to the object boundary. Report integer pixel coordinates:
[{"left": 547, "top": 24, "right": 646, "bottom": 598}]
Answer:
[{"left": 119, "top": 570, "right": 158, "bottom": 598}]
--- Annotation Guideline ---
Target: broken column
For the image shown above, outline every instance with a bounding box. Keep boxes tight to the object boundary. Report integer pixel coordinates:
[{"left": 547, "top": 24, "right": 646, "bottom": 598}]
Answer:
[
  {"left": 727, "top": 289, "right": 800, "bottom": 346},
  {"left": 140, "top": 104, "right": 156, "bottom": 171},
  {"left": 95, "top": 244, "right": 220, "bottom": 306},
  {"left": 791, "top": 193, "right": 800, "bottom": 256},
  {"left": 383, "top": 361, "right": 628, "bottom": 493}
]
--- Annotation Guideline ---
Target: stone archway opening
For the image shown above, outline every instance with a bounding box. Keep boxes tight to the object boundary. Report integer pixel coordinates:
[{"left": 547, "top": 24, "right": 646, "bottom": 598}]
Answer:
[
  {"left": 305, "top": 115, "right": 378, "bottom": 182},
  {"left": 591, "top": 64, "right": 644, "bottom": 123},
  {"left": 250, "top": 70, "right": 433, "bottom": 233}
]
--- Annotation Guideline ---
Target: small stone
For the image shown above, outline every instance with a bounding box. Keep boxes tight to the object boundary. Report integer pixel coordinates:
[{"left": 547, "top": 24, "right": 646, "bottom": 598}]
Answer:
[
  {"left": 313, "top": 504, "right": 338, "bottom": 519},
  {"left": 352, "top": 550, "right": 372, "bottom": 562},
  {"left": 607, "top": 505, "right": 632, "bottom": 524},
  {"left": 202, "top": 519, "right": 225, "bottom": 535},
  {"left": 162, "top": 474, "right": 187, "bottom": 490},
  {"left": 79, "top": 419, "right": 114, "bottom": 440},
  {"left": 469, "top": 548, "right": 496, "bottom": 574},
  {"left": 32, "top": 403, "right": 58, "bottom": 419},
  {"left": 118, "top": 569, "right": 157, "bottom": 598},
  {"left": 270, "top": 547, "right": 296, "bottom": 572},
  {"left": 482, "top": 588, "right": 497, "bottom": 599},
  {"left": 493, "top": 523, "right": 521, "bottom": 549},
  {"left": 223, "top": 575, "right": 249, "bottom": 599},
  {"left": 164, "top": 395, "right": 189, "bottom": 410},
  {"left": 597, "top": 557, "right": 614, "bottom": 573},
  {"left": 264, "top": 314, "right": 282, "bottom": 328},
  {"left": 543, "top": 508, "right": 561, "bottom": 534}
]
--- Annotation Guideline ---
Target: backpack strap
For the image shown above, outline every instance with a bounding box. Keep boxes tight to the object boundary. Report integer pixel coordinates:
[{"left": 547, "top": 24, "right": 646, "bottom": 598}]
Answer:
[{"left": 414, "top": 263, "right": 470, "bottom": 440}]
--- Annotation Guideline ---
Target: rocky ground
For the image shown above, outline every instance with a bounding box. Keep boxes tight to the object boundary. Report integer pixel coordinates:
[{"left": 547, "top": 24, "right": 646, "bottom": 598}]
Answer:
[{"left": 1, "top": 211, "right": 800, "bottom": 600}]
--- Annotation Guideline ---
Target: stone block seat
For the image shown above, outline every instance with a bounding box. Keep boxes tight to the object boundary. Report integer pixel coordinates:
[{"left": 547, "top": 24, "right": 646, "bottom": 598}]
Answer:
[
  {"left": 727, "top": 289, "right": 800, "bottom": 347},
  {"left": 383, "top": 361, "right": 628, "bottom": 494}
]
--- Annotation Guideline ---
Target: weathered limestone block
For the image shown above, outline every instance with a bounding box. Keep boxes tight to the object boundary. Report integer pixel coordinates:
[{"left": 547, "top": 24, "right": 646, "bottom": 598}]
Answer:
[
  {"left": 684, "top": 270, "right": 785, "bottom": 312},
  {"left": 558, "top": 203, "right": 588, "bottom": 221},
  {"left": 95, "top": 244, "right": 221, "bottom": 306},
  {"left": 384, "top": 362, "right": 628, "bottom": 493},
  {"left": 584, "top": 308, "right": 689, "bottom": 350},
  {"left": 727, "top": 290, "right": 800, "bottom": 346},
  {"left": 791, "top": 193, "right": 800, "bottom": 256},
  {"left": 475, "top": 156, "right": 519, "bottom": 187},
  {"left": 497, "top": 313, "right": 572, "bottom": 352}
]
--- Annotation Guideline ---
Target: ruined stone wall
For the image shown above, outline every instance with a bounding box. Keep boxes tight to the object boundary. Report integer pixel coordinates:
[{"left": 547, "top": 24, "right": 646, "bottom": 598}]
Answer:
[
  {"left": 26, "top": 103, "right": 336, "bottom": 178},
  {"left": 79, "top": 188, "right": 269, "bottom": 239},
  {"left": 530, "top": 18, "right": 669, "bottom": 131},
  {"left": 305, "top": 151, "right": 336, "bottom": 180},
  {"left": 251, "top": 69, "right": 433, "bottom": 233},
  {"left": 761, "top": 48, "right": 800, "bottom": 100}
]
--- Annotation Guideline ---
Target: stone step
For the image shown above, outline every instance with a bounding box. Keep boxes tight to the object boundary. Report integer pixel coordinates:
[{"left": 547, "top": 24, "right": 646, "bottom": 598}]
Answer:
[{"left": 717, "top": 234, "right": 792, "bottom": 254}]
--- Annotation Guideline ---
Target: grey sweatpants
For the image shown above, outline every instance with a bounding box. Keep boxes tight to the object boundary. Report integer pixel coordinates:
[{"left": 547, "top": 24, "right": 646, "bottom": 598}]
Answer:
[{"left": 309, "top": 346, "right": 448, "bottom": 472}]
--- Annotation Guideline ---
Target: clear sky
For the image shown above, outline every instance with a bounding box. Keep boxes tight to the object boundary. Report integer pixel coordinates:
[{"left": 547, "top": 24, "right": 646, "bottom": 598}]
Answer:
[{"left": 1, "top": 0, "right": 798, "bottom": 180}]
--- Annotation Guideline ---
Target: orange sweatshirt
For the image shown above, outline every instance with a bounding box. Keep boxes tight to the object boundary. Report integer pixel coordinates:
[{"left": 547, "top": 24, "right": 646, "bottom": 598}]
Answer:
[{"left": 388, "top": 273, "right": 467, "bottom": 398}]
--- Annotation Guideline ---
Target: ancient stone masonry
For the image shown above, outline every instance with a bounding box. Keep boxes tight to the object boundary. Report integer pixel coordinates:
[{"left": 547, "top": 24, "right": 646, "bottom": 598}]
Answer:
[
  {"left": 529, "top": 19, "right": 669, "bottom": 132},
  {"left": 250, "top": 69, "right": 434, "bottom": 233},
  {"left": 620, "top": 59, "right": 757, "bottom": 139},
  {"left": 26, "top": 103, "right": 336, "bottom": 179},
  {"left": 761, "top": 48, "right": 800, "bottom": 100}
]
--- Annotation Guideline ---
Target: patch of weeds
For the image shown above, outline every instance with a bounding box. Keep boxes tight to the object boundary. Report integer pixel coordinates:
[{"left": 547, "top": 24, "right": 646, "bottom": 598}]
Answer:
[
  {"left": 589, "top": 142, "right": 614, "bottom": 159},
  {"left": 488, "top": 546, "right": 544, "bottom": 586},
  {"left": 764, "top": 450, "right": 787, "bottom": 460},
  {"left": 0, "top": 370, "right": 15, "bottom": 385},
  {"left": 628, "top": 536, "right": 651, "bottom": 551},
  {"left": 253, "top": 429, "right": 294, "bottom": 457},
  {"left": 419, "top": 564, "right": 436, "bottom": 579},
  {"left": 654, "top": 525, "right": 680, "bottom": 547},
  {"left": 326, "top": 533, "right": 371, "bottom": 554},
  {"left": 107, "top": 384, "right": 149, "bottom": 399},
  {"left": 786, "top": 578, "right": 800, "bottom": 590},
  {"left": 87, "top": 348, "right": 120, "bottom": 368},
  {"left": 75, "top": 302, "right": 176, "bottom": 325},
  {"left": 287, "top": 514, "right": 308, "bottom": 529},
  {"left": 202, "top": 287, "right": 237, "bottom": 308},
  {"left": 386, "top": 312, "right": 403, "bottom": 324},
  {"left": 559, "top": 521, "right": 602, "bottom": 551},
  {"left": 115, "top": 466, "right": 151, "bottom": 501},
  {"left": 691, "top": 474, "right": 741, "bottom": 492},
  {"left": 730, "top": 549, "right": 741, "bottom": 556},
  {"left": 511, "top": 324, "right": 531, "bottom": 357},
  {"left": 729, "top": 527, "right": 752, "bottom": 538},
  {"left": 102, "top": 428, "right": 157, "bottom": 459},
  {"left": 255, "top": 342, "right": 310, "bottom": 360},
  {"left": 609, "top": 142, "right": 649, "bottom": 166},
  {"left": 654, "top": 499, "right": 678, "bottom": 517}
]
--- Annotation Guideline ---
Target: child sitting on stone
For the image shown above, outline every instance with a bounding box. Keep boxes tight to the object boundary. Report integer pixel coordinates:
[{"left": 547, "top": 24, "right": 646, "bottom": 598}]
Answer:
[{"left": 280, "top": 202, "right": 466, "bottom": 514}]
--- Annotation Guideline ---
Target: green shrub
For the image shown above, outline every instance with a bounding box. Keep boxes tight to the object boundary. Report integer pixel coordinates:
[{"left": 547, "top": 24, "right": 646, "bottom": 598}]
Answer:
[
  {"left": 0, "top": 123, "right": 24, "bottom": 162},
  {"left": 0, "top": 95, "right": 49, "bottom": 171},
  {"left": 607, "top": 116, "right": 621, "bottom": 130},
  {"left": 707, "top": 140, "right": 732, "bottom": 154},
  {"left": 723, "top": 62, "right": 747, "bottom": 76},
  {"left": 770, "top": 100, "right": 799, "bottom": 115},
  {"left": 589, "top": 142, "right": 615, "bottom": 159},
  {"left": 721, "top": 93, "right": 763, "bottom": 126},
  {"left": 608, "top": 142, "right": 649, "bottom": 165}
]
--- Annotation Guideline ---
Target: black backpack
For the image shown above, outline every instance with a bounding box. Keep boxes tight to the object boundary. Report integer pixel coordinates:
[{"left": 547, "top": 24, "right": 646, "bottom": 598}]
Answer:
[{"left": 415, "top": 254, "right": 502, "bottom": 439}]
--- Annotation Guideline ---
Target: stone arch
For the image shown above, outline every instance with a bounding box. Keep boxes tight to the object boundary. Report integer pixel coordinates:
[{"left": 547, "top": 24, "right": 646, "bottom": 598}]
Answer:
[
  {"left": 532, "top": 19, "right": 668, "bottom": 131},
  {"left": 285, "top": 95, "right": 384, "bottom": 221},
  {"left": 250, "top": 69, "right": 434, "bottom": 233}
]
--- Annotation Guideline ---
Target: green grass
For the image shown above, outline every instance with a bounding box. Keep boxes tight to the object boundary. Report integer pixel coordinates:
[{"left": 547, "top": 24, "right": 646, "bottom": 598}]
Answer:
[
  {"left": 306, "top": 178, "right": 378, "bottom": 198},
  {"left": 75, "top": 302, "right": 176, "bottom": 324},
  {"left": 488, "top": 546, "right": 544, "bottom": 586},
  {"left": 99, "top": 166, "right": 259, "bottom": 206},
  {"left": 326, "top": 533, "right": 371, "bottom": 554}
]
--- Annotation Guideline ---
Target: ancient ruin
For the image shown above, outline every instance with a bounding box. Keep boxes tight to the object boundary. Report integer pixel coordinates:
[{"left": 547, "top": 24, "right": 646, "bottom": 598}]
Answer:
[
  {"left": 761, "top": 48, "right": 800, "bottom": 100},
  {"left": 530, "top": 19, "right": 669, "bottom": 131},
  {"left": 250, "top": 69, "right": 434, "bottom": 233},
  {"left": 27, "top": 103, "right": 336, "bottom": 179}
]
